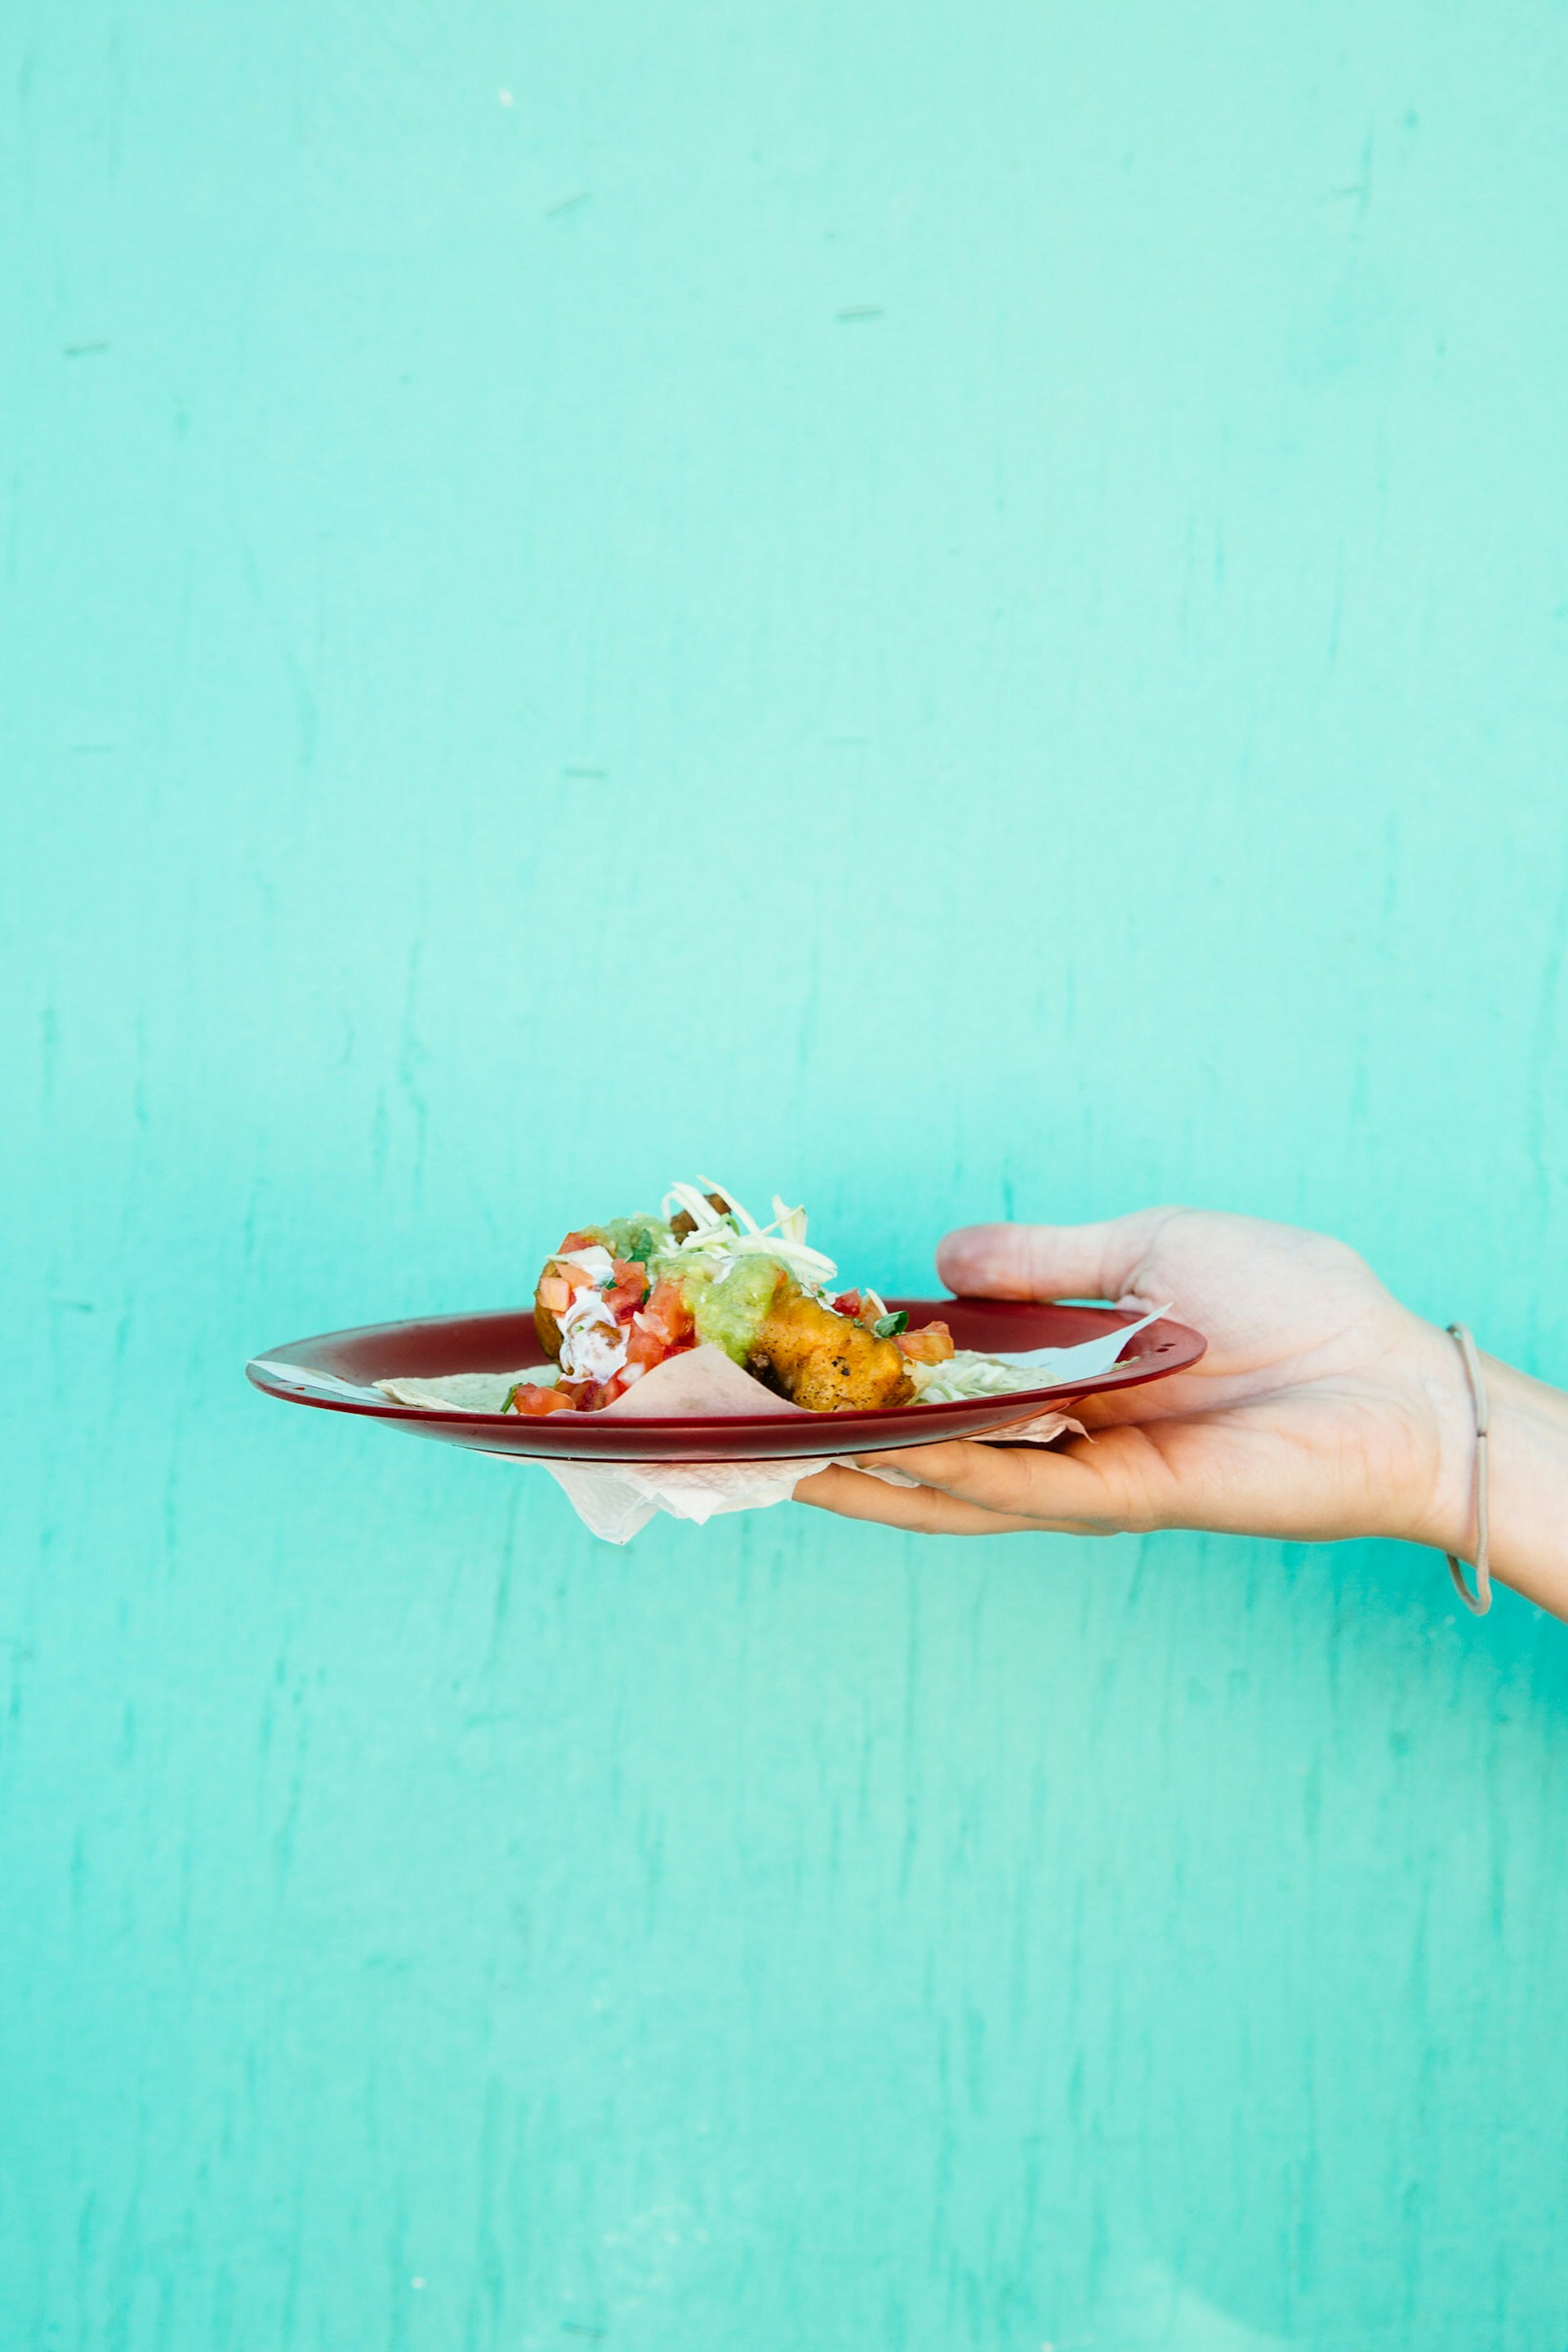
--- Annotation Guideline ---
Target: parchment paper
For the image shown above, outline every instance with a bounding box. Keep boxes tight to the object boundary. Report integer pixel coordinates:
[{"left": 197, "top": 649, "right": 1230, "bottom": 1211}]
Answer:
[
  {"left": 369, "top": 1327, "right": 1165, "bottom": 1543},
  {"left": 254, "top": 1312, "right": 1174, "bottom": 1543}
]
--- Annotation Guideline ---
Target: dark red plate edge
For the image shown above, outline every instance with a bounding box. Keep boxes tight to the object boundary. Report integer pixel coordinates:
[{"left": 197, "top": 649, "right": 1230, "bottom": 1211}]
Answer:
[{"left": 246, "top": 1299, "right": 1207, "bottom": 1449}]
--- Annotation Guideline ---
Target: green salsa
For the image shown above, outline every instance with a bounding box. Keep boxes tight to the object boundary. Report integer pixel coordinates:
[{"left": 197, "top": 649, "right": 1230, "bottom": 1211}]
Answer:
[
  {"left": 600, "top": 1212, "right": 670, "bottom": 1267},
  {"left": 652, "top": 1249, "right": 785, "bottom": 1364}
]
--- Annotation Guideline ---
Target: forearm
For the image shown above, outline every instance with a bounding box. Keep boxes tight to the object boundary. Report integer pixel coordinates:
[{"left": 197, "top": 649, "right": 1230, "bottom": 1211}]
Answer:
[{"left": 1475, "top": 1358, "right": 1568, "bottom": 1618}]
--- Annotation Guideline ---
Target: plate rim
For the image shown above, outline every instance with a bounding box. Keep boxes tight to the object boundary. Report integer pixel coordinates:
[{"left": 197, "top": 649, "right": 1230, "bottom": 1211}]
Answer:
[{"left": 246, "top": 1298, "right": 1206, "bottom": 1460}]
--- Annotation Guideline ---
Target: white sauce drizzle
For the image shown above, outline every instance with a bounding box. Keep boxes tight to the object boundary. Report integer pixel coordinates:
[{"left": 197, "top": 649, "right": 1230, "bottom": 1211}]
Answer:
[
  {"left": 558, "top": 1284, "right": 630, "bottom": 1382},
  {"left": 555, "top": 1245, "right": 616, "bottom": 1285}
]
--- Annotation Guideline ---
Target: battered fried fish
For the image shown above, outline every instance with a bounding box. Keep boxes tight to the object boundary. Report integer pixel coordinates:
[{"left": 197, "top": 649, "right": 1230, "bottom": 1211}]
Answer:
[{"left": 748, "top": 1285, "right": 915, "bottom": 1412}]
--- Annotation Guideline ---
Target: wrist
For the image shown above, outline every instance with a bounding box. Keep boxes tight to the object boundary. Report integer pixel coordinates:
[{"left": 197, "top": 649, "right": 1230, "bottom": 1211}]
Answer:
[
  {"left": 1397, "top": 1314, "right": 1479, "bottom": 1561},
  {"left": 1398, "top": 1328, "right": 1568, "bottom": 1619},
  {"left": 1473, "top": 1356, "right": 1568, "bottom": 1615}
]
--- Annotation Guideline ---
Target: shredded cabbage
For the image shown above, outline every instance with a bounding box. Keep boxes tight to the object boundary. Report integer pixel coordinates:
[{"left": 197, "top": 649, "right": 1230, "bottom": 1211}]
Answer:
[
  {"left": 659, "top": 1178, "right": 838, "bottom": 1289},
  {"left": 906, "top": 1352, "right": 1055, "bottom": 1405}
]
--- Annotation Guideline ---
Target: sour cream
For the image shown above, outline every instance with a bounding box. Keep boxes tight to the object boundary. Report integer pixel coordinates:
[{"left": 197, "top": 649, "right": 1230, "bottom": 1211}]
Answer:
[
  {"left": 555, "top": 1245, "right": 616, "bottom": 1286},
  {"left": 558, "top": 1282, "right": 630, "bottom": 1383}
]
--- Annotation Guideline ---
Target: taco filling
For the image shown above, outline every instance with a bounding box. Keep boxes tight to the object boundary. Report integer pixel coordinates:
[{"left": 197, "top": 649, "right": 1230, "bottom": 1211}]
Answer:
[{"left": 508, "top": 1181, "right": 956, "bottom": 1416}]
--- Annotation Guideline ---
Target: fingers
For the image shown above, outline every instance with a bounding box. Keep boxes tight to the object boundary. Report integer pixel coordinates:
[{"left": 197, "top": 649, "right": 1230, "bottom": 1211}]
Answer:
[
  {"left": 795, "top": 1429, "right": 1156, "bottom": 1536},
  {"left": 936, "top": 1209, "right": 1174, "bottom": 1303},
  {"left": 792, "top": 1465, "right": 1044, "bottom": 1535},
  {"left": 853, "top": 1431, "right": 1160, "bottom": 1535}
]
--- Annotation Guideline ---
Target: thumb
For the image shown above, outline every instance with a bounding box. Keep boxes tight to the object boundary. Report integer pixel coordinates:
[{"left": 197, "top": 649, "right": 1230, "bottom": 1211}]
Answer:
[{"left": 936, "top": 1210, "right": 1169, "bottom": 1303}]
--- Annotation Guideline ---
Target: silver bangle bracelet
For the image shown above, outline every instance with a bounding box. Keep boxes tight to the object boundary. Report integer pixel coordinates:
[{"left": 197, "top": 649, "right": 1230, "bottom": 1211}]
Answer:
[{"left": 1444, "top": 1323, "right": 1491, "bottom": 1617}]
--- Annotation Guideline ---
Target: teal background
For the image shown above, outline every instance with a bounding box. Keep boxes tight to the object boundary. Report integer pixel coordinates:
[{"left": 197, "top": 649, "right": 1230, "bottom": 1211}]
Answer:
[{"left": 4, "top": 0, "right": 1567, "bottom": 2345}]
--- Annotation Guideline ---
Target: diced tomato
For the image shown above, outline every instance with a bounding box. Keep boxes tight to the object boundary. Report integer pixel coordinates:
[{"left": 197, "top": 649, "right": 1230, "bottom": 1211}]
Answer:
[
  {"left": 603, "top": 1356, "right": 657, "bottom": 1401},
  {"left": 624, "top": 1277, "right": 694, "bottom": 1378},
  {"left": 545, "top": 1249, "right": 625, "bottom": 1310},
  {"left": 832, "top": 1289, "right": 862, "bottom": 1320},
  {"left": 506, "top": 1382, "right": 576, "bottom": 1415},
  {"left": 604, "top": 1257, "right": 650, "bottom": 1323},
  {"left": 624, "top": 1320, "right": 667, "bottom": 1374},
  {"left": 896, "top": 1320, "right": 955, "bottom": 1364},
  {"left": 558, "top": 1230, "right": 600, "bottom": 1254},
  {"left": 636, "top": 1277, "right": 694, "bottom": 1348},
  {"left": 541, "top": 1257, "right": 590, "bottom": 1303},
  {"left": 558, "top": 1335, "right": 701, "bottom": 1411}
]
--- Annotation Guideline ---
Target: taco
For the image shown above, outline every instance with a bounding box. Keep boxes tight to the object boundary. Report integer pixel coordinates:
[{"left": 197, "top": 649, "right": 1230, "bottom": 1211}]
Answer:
[{"left": 509, "top": 1181, "right": 955, "bottom": 1417}]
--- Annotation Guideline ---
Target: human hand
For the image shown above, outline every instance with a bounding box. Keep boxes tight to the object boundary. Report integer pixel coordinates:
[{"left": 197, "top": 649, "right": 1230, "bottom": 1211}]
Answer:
[{"left": 795, "top": 1209, "right": 1476, "bottom": 1554}]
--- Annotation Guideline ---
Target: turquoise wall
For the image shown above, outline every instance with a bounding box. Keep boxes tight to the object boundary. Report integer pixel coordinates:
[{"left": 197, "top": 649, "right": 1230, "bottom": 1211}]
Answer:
[{"left": 5, "top": 1, "right": 1567, "bottom": 2345}]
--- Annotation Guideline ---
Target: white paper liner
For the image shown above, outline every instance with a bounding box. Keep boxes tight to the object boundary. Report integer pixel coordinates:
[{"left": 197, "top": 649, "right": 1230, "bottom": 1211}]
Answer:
[
  {"left": 248, "top": 1358, "right": 389, "bottom": 1403},
  {"left": 371, "top": 1337, "right": 1125, "bottom": 1544},
  {"left": 533, "top": 1404, "right": 1084, "bottom": 1543}
]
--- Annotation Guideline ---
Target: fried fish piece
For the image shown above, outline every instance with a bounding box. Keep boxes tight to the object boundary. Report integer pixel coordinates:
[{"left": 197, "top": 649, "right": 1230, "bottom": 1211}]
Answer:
[
  {"left": 534, "top": 1297, "right": 563, "bottom": 1361},
  {"left": 750, "top": 1287, "right": 915, "bottom": 1412}
]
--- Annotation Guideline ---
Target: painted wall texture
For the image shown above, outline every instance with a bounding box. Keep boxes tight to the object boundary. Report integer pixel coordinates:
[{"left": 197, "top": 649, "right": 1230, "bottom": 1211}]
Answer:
[{"left": 4, "top": 0, "right": 1567, "bottom": 2345}]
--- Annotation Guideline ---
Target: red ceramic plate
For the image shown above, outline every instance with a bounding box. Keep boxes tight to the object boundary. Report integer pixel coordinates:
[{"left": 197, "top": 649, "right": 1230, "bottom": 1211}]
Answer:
[{"left": 247, "top": 1298, "right": 1205, "bottom": 1463}]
